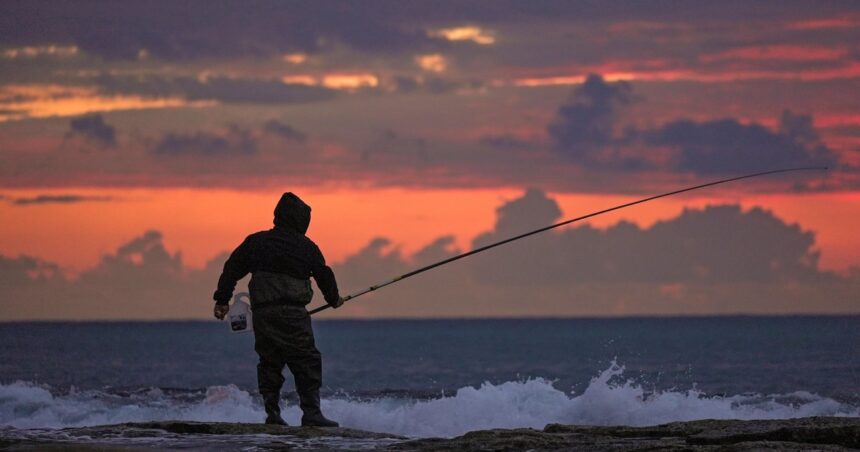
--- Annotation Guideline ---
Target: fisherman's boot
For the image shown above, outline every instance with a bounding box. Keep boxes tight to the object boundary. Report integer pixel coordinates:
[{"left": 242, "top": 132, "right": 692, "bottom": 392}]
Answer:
[
  {"left": 299, "top": 390, "right": 339, "bottom": 427},
  {"left": 262, "top": 393, "right": 288, "bottom": 426}
]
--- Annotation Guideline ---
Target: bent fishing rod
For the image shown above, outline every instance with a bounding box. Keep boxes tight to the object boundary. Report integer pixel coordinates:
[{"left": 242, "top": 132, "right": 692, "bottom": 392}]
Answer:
[{"left": 309, "top": 166, "right": 827, "bottom": 315}]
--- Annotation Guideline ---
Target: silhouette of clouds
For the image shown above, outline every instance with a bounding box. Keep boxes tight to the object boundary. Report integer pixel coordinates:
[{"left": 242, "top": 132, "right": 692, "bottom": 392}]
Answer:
[
  {"left": 11, "top": 194, "right": 113, "bottom": 205},
  {"left": 412, "top": 236, "right": 459, "bottom": 266},
  {"left": 380, "top": 75, "right": 485, "bottom": 95},
  {"left": 329, "top": 189, "right": 856, "bottom": 316},
  {"left": 361, "top": 129, "right": 429, "bottom": 165},
  {"left": 0, "top": 75, "right": 847, "bottom": 191},
  {"left": 548, "top": 74, "right": 633, "bottom": 160},
  {"left": 80, "top": 230, "right": 183, "bottom": 281},
  {"left": 0, "top": 2, "right": 447, "bottom": 61},
  {"left": 647, "top": 111, "right": 837, "bottom": 174},
  {"left": 152, "top": 125, "right": 257, "bottom": 156},
  {"left": 494, "top": 188, "right": 562, "bottom": 234},
  {"left": 0, "top": 231, "right": 236, "bottom": 320},
  {"left": 479, "top": 134, "right": 534, "bottom": 149},
  {"left": 150, "top": 121, "right": 310, "bottom": 158},
  {"left": 469, "top": 191, "right": 828, "bottom": 286},
  {"left": 547, "top": 75, "right": 840, "bottom": 175},
  {"left": 66, "top": 114, "right": 116, "bottom": 147},
  {"left": 2, "top": 190, "right": 857, "bottom": 319},
  {"left": 389, "top": 76, "right": 422, "bottom": 93},
  {"left": 0, "top": 254, "right": 62, "bottom": 286},
  {"left": 93, "top": 74, "right": 338, "bottom": 104},
  {"left": 4, "top": 1, "right": 854, "bottom": 62},
  {"left": 2, "top": 0, "right": 856, "bottom": 193},
  {"left": 262, "top": 120, "right": 308, "bottom": 143}
]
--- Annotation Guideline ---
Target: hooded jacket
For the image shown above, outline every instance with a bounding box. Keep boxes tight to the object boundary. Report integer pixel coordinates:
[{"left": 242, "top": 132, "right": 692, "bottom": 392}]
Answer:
[{"left": 213, "top": 192, "right": 340, "bottom": 307}]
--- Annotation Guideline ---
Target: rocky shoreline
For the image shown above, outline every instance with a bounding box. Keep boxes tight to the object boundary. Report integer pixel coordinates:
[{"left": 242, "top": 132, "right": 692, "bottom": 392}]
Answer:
[{"left": 2, "top": 416, "right": 858, "bottom": 450}]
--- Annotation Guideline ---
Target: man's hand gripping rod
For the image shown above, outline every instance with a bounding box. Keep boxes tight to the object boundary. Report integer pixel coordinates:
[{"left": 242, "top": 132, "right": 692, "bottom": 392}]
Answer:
[{"left": 308, "top": 166, "right": 828, "bottom": 316}]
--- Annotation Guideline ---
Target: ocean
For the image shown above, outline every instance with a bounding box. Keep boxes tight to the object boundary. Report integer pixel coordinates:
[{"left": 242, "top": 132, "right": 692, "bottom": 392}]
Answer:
[{"left": 1, "top": 316, "right": 858, "bottom": 442}]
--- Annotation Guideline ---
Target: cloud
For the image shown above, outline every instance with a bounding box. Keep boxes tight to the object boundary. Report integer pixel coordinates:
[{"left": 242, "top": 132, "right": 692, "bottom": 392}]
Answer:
[
  {"left": 646, "top": 110, "right": 837, "bottom": 174},
  {"left": 262, "top": 120, "right": 308, "bottom": 143},
  {"left": 2, "top": 190, "right": 858, "bottom": 319},
  {"left": 482, "top": 187, "right": 561, "bottom": 235},
  {"left": 3, "top": 2, "right": 858, "bottom": 102},
  {"left": 479, "top": 134, "right": 534, "bottom": 149},
  {"left": 547, "top": 75, "right": 840, "bottom": 175},
  {"left": 3, "top": 1, "right": 856, "bottom": 192},
  {"left": 0, "top": 254, "right": 62, "bottom": 286},
  {"left": 11, "top": 194, "right": 113, "bottom": 205},
  {"left": 83, "top": 230, "right": 183, "bottom": 279},
  {"left": 328, "top": 189, "right": 856, "bottom": 317},
  {"left": 0, "top": 253, "right": 71, "bottom": 318},
  {"left": 547, "top": 74, "right": 635, "bottom": 166},
  {"left": 0, "top": 74, "right": 847, "bottom": 193},
  {"left": 150, "top": 120, "right": 310, "bottom": 158},
  {"left": 0, "top": 230, "right": 234, "bottom": 320},
  {"left": 361, "top": 129, "right": 429, "bottom": 165},
  {"left": 5, "top": 2, "right": 854, "bottom": 61},
  {"left": 470, "top": 190, "right": 828, "bottom": 286},
  {"left": 0, "top": 84, "right": 195, "bottom": 122},
  {"left": 152, "top": 124, "right": 257, "bottom": 156},
  {"left": 66, "top": 114, "right": 116, "bottom": 147},
  {"left": 378, "top": 75, "right": 485, "bottom": 95},
  {"left": 0, "top": 3, "right": 445, "bottom": 61},
  {"left": 93, "top": 74, "right": 338, "bottom": 105}
]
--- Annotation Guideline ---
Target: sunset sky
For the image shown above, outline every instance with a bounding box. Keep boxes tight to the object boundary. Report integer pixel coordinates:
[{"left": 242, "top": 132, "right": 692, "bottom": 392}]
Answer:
[{"left": 2, "top": 1, "right": 858, "bottom": 319}]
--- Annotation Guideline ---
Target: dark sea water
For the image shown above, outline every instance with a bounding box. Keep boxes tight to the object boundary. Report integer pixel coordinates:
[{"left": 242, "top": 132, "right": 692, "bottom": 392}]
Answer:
[{"left": 1, "top": 317, "right": 858, "bottom": 439}]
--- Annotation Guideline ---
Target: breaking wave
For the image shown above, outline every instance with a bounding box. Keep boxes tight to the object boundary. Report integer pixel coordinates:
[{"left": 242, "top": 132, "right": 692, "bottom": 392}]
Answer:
[{"left": 2, "top": 362, "right": 857, "bottom": 437}]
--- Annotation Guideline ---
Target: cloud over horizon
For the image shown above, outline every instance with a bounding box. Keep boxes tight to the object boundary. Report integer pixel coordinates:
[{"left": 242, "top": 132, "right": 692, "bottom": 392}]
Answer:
[
  {"left": 2, "top": 190, "right": 855, "bottom": 320},
  {"left": 10, "top": 194, "right": 114, "bottom": 205}
]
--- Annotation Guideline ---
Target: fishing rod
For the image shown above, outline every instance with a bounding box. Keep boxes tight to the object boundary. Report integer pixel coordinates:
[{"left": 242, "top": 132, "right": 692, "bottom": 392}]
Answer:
[{"left": 309, "top": 166, "right": 827, "bottom": 315}]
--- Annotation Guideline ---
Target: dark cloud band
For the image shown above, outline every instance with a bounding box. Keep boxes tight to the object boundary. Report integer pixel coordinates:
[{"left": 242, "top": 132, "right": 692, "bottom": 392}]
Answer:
[{"left": 11, "top": 194, "right": 113, "bottom": 205}]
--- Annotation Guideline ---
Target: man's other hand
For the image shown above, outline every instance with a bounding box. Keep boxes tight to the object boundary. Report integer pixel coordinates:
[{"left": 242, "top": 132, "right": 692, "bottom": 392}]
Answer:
[
  {"left": 214, "top": 304, "right": 229, "bottom": 320},
  {"left": 330, "top": 297, "right": 345, "bottom": 309}
]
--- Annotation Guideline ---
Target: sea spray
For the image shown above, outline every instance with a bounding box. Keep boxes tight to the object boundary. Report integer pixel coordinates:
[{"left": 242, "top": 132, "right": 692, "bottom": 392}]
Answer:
[
  {"left": 0, "top": 382, "right": 262, "bottom": 429},
  {"left": 326, "top": 361, "right": 858, "bottom": 437},
  {"left": 2, "top": 362, "right": 857, "bottom": 437}
]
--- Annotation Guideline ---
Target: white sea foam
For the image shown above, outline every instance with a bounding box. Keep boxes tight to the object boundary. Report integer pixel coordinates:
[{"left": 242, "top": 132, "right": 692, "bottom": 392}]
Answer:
[{"left": 1, "top": 362, "right": 857, "bottom": 437}]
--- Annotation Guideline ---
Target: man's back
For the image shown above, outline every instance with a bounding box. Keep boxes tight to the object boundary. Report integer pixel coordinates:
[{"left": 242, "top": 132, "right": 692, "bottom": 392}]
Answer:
[{"left": 213, "top": 193, "right": 339, "bottom": 308}]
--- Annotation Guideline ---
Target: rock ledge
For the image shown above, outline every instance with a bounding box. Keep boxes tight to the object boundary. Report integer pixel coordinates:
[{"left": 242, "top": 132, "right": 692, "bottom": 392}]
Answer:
[
  {"left": 2, "top": 416, "right": 858, "bottom": 450},
  {"left": 394, "top": 417, "right": 860, "bottom": 451}
]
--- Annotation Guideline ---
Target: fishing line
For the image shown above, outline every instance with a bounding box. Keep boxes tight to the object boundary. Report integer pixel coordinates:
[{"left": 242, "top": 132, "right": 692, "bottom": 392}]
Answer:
[{"left": 309, "top": 166, "right": 828, "bottom": 315}]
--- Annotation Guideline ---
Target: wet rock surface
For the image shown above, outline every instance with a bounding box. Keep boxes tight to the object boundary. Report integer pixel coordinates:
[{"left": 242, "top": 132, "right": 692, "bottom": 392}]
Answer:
[
  {"left": 1, "top": 417, "right": 858, "bottom": 450},
  {"left": 394, "top": 417, "right": 860, "bottom": 451},
  {"left": 76, "top": 420, "right": 405, "bottom": 439}
]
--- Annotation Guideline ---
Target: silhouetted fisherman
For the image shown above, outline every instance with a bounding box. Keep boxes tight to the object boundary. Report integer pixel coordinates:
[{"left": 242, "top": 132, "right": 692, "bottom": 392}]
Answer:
[{"left": 213, "top": 192, "right": 343, "bottom": 427}]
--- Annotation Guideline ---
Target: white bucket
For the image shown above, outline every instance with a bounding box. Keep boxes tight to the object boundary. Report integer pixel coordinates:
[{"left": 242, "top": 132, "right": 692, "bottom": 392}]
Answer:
[{"left": 227, "top": 292, "right": 253, "bottom": 333}]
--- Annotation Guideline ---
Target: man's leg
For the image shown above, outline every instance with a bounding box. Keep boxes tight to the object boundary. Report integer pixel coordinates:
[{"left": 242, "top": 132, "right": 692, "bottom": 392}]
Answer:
[
  {"left": 257, "top": 355, "right": 287, "bottom": 425},
  {"left": 284, "top": 349, "right": 328, "bottom": 422},
  {"left": 283, "top": 313, "right": 338, "bottom": 427},
  {"left": 254, "top": 311, "right": 288, "bottom": 425}
]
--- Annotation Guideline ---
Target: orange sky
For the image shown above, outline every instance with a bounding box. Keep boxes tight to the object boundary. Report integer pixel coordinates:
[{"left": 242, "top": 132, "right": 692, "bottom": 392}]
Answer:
[{"left": 2, "top": 187, "right": 858, "bottom": 276}]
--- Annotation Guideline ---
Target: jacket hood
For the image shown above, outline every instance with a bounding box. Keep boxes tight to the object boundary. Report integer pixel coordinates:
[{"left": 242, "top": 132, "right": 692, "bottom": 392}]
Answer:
[{"left": 274, "top": 192, "right": 311, "bottom": 234}]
